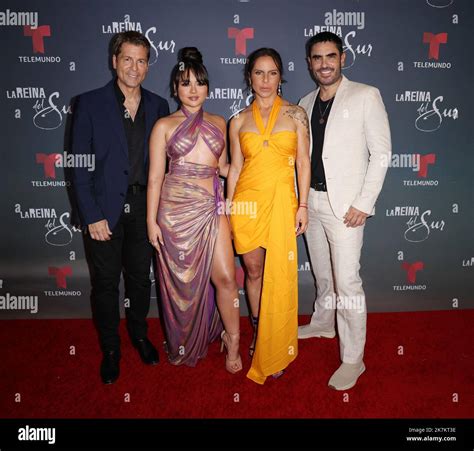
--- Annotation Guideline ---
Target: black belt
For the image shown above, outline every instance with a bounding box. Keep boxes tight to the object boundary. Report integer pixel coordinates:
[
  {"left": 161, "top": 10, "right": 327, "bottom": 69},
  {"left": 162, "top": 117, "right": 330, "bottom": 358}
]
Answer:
[
  {"left": 311, "top": 181, "right": 327, "bottom": 192},
  {"left": 127, "top": 184, "right": 146, "bottom": 194}
]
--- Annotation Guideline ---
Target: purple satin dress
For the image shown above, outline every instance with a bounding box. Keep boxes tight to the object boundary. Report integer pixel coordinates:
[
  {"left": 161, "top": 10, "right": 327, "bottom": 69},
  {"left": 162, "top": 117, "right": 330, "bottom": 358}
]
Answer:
[{"left": 157, "top": 106, "right": 225, "bottom": 366}]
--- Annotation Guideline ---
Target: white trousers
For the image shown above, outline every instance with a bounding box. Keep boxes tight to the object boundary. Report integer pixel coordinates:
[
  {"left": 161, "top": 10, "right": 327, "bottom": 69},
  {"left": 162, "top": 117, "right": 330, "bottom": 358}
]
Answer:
[{"left": 305, "top": 189, "right": 367, "bottom": 364}]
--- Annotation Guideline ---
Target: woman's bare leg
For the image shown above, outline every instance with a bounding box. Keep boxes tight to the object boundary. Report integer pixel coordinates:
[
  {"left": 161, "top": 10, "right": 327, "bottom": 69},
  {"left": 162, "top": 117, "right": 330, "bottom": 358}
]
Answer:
[
  {"left": 242, "top": 247, "right": 265, "bottom": 355},
  {"left": 211, "top": 215, "right": 241, "bottom": 370},
  {"left": 242, "top": 247, "right": 265, "bottom": 318}
]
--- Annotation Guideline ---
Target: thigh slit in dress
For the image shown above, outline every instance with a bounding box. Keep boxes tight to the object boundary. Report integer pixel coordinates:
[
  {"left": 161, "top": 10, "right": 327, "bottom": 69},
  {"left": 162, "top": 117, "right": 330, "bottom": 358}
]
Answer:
[{"left": 157, "top": 106, "right": 225, "bottom": 366}]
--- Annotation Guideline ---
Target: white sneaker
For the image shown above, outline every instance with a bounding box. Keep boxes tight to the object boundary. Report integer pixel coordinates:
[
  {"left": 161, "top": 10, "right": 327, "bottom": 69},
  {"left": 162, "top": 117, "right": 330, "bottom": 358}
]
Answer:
[
  {"left": 298, "top": 323, "right": 336, "bottom": 339},
  {"left": 328, "top": 362, "right": 366, "bottom": 391}
]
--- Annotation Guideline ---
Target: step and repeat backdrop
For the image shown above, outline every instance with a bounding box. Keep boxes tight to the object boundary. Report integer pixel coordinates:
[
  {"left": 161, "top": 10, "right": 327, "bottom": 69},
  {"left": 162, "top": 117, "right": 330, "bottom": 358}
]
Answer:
[{"left": 1, "top": 0, "right": 472, "bottom": 319}]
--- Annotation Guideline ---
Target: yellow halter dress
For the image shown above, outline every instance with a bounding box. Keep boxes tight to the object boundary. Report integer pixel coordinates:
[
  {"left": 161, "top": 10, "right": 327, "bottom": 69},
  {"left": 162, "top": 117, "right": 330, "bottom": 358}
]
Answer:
[{"left": 231, "top": 96, "right": 299, "bottom": 384}]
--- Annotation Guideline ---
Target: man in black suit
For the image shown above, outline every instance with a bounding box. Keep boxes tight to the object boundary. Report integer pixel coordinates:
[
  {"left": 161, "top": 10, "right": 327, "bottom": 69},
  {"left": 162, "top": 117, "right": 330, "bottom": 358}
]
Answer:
[{"left": 71, "top": 31, "right": 169, "bottom": 384}]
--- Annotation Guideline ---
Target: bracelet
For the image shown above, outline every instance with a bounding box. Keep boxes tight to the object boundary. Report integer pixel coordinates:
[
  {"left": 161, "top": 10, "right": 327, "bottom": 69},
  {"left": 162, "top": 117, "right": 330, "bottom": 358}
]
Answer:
[{"left": 299, "top": 204, "right": 308, "bottom": 209}]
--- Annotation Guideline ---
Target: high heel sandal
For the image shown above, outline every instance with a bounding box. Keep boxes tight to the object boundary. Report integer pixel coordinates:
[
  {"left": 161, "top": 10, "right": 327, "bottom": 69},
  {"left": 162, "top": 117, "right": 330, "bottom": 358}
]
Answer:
[
  {"left": 249, "top": 315, "right": 258, "bottom": 357},
  {"left": 272, "top": 370, "right": 285, "bottom": 379},
  {"left": 220, "top": 330, "right": 242, "bottom": 374}
]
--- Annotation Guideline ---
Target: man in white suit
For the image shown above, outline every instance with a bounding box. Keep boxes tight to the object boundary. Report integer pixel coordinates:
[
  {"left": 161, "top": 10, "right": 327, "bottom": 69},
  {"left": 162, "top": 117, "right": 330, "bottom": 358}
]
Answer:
[{"left": 298, "top": 32, "right": 391, "bottom": 390}]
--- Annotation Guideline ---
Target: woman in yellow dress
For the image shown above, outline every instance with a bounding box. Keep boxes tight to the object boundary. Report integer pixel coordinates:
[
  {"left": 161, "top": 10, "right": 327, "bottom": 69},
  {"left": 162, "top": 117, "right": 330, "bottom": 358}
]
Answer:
[{"left": 227, "top": 48, "right": 311, "bottom": 384}]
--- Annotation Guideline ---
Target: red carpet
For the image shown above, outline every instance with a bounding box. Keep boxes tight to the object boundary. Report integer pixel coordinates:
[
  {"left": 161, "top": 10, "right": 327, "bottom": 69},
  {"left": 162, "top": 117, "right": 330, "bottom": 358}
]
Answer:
[{"left": 1, "top": 310, "right": 472, "bottom": 418}]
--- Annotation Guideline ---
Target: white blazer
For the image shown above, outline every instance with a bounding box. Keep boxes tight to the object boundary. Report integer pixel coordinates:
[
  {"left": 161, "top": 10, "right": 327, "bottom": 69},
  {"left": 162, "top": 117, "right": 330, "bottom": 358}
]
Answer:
[{"left": 298, "top": 75, "right": 391, "bottom": 219}]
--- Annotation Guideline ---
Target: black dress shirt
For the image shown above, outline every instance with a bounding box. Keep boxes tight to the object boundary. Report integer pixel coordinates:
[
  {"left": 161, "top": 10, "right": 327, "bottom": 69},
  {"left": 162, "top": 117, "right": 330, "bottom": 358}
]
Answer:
[{"left": 114, "top": 79, "right": 146, "bottom": 186}]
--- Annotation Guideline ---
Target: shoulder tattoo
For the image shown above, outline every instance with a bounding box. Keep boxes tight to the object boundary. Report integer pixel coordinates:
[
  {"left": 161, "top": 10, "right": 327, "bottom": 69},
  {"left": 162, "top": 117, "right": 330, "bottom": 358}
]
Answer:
[{"left": 284, "top": 105, "right": 309, "bottom": 138}]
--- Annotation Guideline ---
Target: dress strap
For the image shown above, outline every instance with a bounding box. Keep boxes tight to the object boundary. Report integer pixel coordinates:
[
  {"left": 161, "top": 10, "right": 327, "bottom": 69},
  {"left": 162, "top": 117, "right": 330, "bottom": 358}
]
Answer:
[
  {"left": 252, "top": 96, "right": 282, "bottom": 138},
  {"left": 167, "top": 106, "right": 224, "bottom": 160}
]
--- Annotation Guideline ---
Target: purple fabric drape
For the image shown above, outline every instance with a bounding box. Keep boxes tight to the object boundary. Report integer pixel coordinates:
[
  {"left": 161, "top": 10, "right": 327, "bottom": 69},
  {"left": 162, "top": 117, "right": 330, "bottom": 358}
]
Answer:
[{"left": 156, "top": 106, "right": 225, "bottom": 366}]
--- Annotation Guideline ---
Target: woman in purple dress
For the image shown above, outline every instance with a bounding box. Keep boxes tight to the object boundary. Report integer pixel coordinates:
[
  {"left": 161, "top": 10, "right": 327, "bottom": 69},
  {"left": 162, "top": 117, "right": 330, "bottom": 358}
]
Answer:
[{"left": 147, "top": 47, "right": 242, "bottom": 373}]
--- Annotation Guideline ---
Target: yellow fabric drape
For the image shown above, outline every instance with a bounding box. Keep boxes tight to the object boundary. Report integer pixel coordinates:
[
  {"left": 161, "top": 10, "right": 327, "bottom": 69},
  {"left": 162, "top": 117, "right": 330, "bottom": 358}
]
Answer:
[{"left": 231, "top": 96, "right": 298, "bottom": 384}]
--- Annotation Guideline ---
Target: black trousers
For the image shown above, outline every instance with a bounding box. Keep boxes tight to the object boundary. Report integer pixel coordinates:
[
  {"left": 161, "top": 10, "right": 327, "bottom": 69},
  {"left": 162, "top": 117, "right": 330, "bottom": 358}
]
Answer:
[{"left": 85, "top": 188, "right": 153, "bottom": 353}]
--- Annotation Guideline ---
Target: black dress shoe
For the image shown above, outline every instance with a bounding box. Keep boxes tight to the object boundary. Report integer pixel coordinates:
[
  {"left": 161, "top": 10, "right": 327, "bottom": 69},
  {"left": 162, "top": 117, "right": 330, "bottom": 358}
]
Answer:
[
  {"left": 100, "top": 350, "right": 120, "bottom": 384},
  {"left": 133, "top": 337, "right": 159, "bottom": 365}
]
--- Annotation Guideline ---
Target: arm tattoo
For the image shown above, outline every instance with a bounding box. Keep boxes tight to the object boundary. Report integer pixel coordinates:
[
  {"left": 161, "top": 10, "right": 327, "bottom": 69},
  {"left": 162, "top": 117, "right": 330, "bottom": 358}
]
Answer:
[{"left": 284, "top": 106, "right": 310, "bottom": 139}]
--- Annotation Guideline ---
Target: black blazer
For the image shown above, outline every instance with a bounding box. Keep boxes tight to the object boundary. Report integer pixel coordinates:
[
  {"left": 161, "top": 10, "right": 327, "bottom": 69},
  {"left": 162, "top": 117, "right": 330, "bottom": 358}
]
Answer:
[{"left": 71, "top": 80, "right": 169, "bottom": 229}]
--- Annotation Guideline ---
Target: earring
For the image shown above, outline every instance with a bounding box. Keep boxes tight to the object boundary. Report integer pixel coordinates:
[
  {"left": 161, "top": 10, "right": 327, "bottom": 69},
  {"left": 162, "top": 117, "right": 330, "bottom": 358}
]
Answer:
[{"left": 277, "top": 82, "right": 282, "bottom": 96}]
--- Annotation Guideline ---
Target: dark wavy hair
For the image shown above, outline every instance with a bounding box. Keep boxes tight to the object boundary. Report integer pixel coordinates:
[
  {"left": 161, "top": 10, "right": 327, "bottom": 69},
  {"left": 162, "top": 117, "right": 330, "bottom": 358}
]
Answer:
[
  {"left": 244, "top": 47, "right": 285, "bottom": 91},
  {"left": 305, "top": 31, "right": 344, "bottom": 57},
  {"left": 170, "top": 47, "right": 209, "bottom": 101},
  {"left": 111, "top": 31, "right": 151, "bottom": 61}
]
